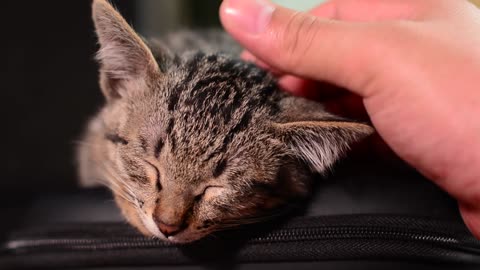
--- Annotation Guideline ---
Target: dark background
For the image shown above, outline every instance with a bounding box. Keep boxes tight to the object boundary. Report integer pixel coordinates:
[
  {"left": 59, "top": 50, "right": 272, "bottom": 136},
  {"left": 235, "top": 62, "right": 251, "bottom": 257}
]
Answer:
[
  {"left": 3, "top": 2, "right": 476, "bottom": 269},
  {"left": 2, "top": 0, "right": 221, "bottom": 235},
  {"left": 4, "top": 0, "right": 222, "bottom": 194}
]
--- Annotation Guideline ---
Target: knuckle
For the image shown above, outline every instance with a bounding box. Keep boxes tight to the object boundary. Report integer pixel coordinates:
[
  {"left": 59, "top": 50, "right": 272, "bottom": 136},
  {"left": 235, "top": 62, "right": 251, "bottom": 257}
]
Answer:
[{"left": 274, "top": 11, "right": 320, "bottom": 70}]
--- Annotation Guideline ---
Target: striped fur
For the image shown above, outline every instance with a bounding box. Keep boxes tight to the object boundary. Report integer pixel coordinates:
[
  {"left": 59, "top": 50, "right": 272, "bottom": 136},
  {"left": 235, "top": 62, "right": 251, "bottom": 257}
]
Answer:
[{"left": 77, "top": 0, "right": 373, "bottom": 243}]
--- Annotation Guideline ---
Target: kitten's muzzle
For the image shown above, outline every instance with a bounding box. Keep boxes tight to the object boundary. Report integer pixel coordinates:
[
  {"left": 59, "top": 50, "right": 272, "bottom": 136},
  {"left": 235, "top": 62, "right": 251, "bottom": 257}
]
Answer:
[{"left": 153, "top": 216, "right": 184, "bottom": 237}]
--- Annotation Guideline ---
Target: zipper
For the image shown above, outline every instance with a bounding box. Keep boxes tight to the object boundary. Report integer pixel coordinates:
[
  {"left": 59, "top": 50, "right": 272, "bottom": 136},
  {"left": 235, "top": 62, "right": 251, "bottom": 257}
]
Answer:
[
  {"left": 251, "top": 226, "right": 460, "bottom": 243},
  {"left": 4, "top": 218, "right": 480, "bottom": 254},
  {"left": 6, "top": 237, "right": 170, "bottom": 251}
]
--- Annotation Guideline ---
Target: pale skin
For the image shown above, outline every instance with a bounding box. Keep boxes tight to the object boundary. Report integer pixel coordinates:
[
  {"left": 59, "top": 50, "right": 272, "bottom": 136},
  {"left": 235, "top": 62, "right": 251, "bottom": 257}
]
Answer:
[{"left": 219, "top": 0, "right": 480, "bottom": 238}]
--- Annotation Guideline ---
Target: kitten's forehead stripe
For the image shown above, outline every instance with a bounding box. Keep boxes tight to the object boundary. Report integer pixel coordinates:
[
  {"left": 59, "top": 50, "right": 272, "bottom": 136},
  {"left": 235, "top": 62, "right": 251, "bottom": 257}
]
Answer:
[
  {"left": 167, "top": 55, "right": 200, "bottom": 111},
  {"left": 139, "top": 136, "right": 148, "bottom": 152},
  {"left": 206, "top": 54, "right": 217, "bottom": 62},
  {"left": 190, "top": 75, "right": 227, "bottom": 94},
  {"left": 206, "top": 110, "right": 252, "bottom": 162},
  {"left": 223, "top": 90, "right": 242, "bottom": 125},
  {"left": 167, "top": 86, "right": 180, "bottom": 112},
  {"left": 154, "top": 138, "right": 164, "bottom": 159},
  {"left": 213, "top": 159, "right": 228, "bottom": 178},
  {"left": 166, "top": 118, "right": 175, "bottom": 135},
  {"left": 169, "top": 136, "right": 177, "bottom": 152}
]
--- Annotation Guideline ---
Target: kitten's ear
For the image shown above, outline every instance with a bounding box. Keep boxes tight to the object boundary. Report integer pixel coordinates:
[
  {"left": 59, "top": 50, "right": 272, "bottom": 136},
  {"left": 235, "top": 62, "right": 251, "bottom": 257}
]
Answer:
[
  {"left": 92, "top": 0, "right": 160, "bottom": 100},
  {"left": 273, "top": 97, "right": 374, "bottom": 173}
]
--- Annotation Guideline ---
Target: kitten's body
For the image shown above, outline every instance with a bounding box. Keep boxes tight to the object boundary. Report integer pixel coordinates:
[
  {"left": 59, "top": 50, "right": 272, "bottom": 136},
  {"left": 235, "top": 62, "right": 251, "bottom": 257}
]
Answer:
[{"left": 78, "top": 0, "right": 373, "bottom": 243}]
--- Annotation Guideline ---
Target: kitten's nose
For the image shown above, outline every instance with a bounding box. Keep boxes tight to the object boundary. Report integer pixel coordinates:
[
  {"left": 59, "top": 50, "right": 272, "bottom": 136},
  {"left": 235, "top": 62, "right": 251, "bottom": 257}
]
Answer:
[{"left": 154, "top": 217, "right": 182, "bottom": 237}]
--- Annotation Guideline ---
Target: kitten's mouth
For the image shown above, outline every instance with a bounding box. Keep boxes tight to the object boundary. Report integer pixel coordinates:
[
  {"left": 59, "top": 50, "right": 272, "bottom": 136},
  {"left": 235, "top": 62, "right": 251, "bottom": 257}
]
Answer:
[
  {"left": 166, "top": 235, "right": 192, "bottom": 244},
  {"left": 144, "top": 220, "right": 207, "bottom": 244},
  {"left": 162, "top": 231, "right": 206, "bottom": 244}
]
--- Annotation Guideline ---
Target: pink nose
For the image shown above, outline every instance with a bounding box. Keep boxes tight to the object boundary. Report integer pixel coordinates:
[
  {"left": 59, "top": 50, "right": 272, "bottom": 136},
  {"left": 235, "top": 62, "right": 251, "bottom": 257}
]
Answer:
[{"left": 153, "top": 217, "right": 182, "bottom": 237}]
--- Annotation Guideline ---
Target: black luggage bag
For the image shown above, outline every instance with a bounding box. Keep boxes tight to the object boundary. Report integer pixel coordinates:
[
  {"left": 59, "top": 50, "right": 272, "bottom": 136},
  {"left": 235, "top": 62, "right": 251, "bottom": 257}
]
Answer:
[{"left": 1, "top": 155, "right": 480, "bottom": 270}]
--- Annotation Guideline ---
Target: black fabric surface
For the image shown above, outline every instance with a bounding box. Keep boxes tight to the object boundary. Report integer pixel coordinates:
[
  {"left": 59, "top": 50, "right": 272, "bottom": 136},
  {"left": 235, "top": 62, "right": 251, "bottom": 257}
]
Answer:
[{"left": 2, "top": 155, "right": 477, "bottom": 269}]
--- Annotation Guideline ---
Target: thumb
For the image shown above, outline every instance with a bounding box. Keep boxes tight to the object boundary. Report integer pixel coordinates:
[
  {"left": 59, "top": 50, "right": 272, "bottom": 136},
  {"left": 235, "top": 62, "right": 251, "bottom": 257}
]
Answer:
[{"left": 220, "top": 0, "right": 381, "bottom": 97}]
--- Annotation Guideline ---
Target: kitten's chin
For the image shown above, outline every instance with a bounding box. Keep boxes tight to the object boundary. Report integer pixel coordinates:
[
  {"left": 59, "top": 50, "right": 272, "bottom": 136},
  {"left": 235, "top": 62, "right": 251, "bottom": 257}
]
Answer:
[
  {"left": 162, "top": 228, "right": 210, "bottom": 244},
  {"left": 165, "top": 233, "right": 205, "bottom": 244}
]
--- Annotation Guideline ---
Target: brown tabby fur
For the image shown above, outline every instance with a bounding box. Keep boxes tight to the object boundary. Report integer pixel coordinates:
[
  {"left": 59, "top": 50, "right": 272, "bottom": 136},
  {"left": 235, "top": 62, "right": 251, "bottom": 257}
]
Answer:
[{"left": 77, "top": 0, "right": 373, "bottom": 243}]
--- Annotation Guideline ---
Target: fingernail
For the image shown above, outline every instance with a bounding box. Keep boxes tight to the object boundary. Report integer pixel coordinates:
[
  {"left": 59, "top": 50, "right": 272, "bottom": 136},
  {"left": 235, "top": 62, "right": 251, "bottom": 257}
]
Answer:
[{"left": 222, "top": 0, "right": 275, "bottom": 35}]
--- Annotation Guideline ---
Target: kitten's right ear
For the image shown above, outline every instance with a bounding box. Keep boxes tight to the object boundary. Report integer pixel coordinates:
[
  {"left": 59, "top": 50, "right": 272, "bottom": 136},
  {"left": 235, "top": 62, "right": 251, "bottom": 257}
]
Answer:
[
  {"left": 272, "top": 97, "right": 374, "bottom": 173},
  {"left": 92, "top": 0, "right": 160, "bottom": 100}
]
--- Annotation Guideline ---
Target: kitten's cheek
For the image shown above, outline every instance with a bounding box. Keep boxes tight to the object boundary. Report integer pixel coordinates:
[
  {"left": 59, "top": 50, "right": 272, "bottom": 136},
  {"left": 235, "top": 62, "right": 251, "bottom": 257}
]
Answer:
[
  {"left": 132, "top": 220, "right": 154, "bottom": 237},
  {"left": 126, "top": 211, "right": 156, "bottom": 237},
  {"left": 114, "top": 195, "right": 152, "bottom": 236}
]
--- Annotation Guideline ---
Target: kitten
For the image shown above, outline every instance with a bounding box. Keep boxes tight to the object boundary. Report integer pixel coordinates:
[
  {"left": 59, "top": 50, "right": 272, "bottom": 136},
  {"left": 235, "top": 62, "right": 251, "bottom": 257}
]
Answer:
[{"left": 77, "top": 0, "right": 373, "bottom": 244}]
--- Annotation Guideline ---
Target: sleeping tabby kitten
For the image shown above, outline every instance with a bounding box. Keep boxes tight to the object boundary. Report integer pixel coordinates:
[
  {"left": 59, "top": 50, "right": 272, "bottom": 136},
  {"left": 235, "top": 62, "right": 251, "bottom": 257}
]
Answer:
[{"left": 77, "top": 0, "right": 373, "bottom": 243}]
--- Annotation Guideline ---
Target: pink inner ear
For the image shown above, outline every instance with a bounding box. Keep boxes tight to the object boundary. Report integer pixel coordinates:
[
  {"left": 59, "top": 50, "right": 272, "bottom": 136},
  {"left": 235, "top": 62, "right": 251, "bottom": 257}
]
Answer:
[
  {"left": 93, "top": 0, "right": 160, "bottom": 100},
  {"left": 275, "top": 121, "right": 374, "bottom": 173},
  {"left": 97, "top": 43, "right": 143, "bottom": 79}
]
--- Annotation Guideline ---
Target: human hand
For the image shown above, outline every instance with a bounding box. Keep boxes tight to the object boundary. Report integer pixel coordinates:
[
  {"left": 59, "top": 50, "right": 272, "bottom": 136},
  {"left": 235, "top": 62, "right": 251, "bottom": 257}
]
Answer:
[{"left": 220, "top": 0, "right": 480, "bottom": 238}]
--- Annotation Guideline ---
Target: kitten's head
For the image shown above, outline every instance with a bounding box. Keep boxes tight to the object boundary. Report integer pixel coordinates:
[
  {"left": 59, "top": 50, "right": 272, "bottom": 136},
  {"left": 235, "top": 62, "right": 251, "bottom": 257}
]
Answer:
[{"left": 80, "top": 0, "right": 373, "bottom": 243}]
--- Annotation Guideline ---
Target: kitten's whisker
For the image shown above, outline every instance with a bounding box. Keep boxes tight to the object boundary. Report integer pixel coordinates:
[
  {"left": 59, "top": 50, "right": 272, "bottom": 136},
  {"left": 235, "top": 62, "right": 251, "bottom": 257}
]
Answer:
[
  {"left": 216, "top": 208, "right": 290, "bottom": 230},
  {"left": 95, "top": 165, "right": 137, "bottom": 205},
  {"left": 98, "top": 171, "right": 140, "bottom": 210},
  {"left": 95, "top": 178, "right": 135, "bottom": 205},
  {"left": 100, "top": 185, "right": 135, "bottom": 204},
  {"left": 99, "top": 161, "right": 137, "bottom": 195},
  {"left": 73, "top": 140, "right": 102, "bottom": 148},
  {"left": 99, "top": 159, "right": 138, "bottom": 194}
]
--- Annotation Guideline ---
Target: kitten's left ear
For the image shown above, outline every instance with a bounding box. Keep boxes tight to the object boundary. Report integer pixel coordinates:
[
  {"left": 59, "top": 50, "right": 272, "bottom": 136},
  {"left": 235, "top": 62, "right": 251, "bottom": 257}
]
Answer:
[
  {"left": 273, "top": 97, "right": 374, "bottom": 173},
  {"left": 92, "top": 0, "right": 161, "bottom": 100}
]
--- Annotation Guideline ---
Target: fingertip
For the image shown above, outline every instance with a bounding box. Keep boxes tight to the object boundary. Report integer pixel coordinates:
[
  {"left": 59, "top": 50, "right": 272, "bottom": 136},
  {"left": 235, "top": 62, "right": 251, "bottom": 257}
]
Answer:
[
  {"left": 240, "top": 51, "right": 256, "bottom": 62},
  {"left": 308, "top": 0, "right": 337, "bottom": 18},
  {"left": 220, "top": 0, "right": 275, "bottom": 36},
  {"left": 221, "top": 0, "right": 375, "bottom": 96}
]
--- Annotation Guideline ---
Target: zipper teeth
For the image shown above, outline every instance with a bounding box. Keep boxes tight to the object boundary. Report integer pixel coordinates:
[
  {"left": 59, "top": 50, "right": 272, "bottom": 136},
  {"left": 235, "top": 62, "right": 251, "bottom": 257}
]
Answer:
[
  {"left": 252, "top": 227, "right": 459, "bottom": 243},
  {"left": 7, "top": 238, "right": 168, "bottom": 250},
  {"left": 6, "top": 226, "right": 460, "bottom": 251}
]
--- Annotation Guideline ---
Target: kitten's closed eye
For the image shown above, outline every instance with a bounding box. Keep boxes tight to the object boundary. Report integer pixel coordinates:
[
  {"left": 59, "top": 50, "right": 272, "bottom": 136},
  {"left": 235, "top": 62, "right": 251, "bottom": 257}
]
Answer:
[
  {"left": 144, "top": 160, "right": 162, "bottom": 191},
  {"left": 197, "top": 186, "right": 224, "bottom": 202},
  {"left": 105, "top": 133, "right": 128, "bottom": 145}
]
